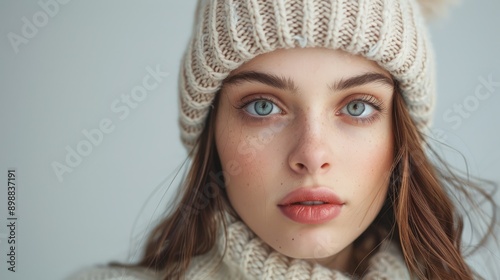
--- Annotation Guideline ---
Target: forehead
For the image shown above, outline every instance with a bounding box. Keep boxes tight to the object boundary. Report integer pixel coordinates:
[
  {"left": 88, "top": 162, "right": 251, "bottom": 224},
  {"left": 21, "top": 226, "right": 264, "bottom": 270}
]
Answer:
[{"left": 230, "top": 48, "right": 391, "bottom": 80}]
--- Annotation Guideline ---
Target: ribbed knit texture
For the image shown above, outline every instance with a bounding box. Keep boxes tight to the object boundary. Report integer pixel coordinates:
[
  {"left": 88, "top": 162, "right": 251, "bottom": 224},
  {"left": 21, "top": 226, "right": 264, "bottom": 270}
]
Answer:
[
  {"left": 179, "top": 0, "right": 436, "bottom": 150},
  {"left": 184, "top": 216, "right": 410, "bottom": 279},
  {"left": 67, "top": 217, "right": 410, "bottom": 279}
]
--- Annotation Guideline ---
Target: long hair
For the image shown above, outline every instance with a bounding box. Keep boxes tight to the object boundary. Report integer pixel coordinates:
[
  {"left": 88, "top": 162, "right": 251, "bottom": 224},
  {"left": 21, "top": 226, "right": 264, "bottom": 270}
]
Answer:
[
  {"left": 131, "top": 84, "right": 496, "bottom": 279},
  {"left": 390, "top": 82, "right": 495, "bottom": 279},
  {"left": 133, "top": 92, "right": 232, "bottom": 278}
]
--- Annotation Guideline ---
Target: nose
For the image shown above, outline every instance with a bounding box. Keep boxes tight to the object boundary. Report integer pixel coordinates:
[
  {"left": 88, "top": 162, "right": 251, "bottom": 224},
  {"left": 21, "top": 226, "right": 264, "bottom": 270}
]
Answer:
[{"left": 288, "top": 119, "right": 333, "bottom": 175}]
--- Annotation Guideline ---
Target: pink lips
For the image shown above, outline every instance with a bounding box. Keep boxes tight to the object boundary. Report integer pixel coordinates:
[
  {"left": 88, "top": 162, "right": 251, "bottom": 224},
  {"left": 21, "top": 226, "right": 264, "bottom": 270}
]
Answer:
[{"left": 278, "top": 187, "right": 344, "bottom": 224}]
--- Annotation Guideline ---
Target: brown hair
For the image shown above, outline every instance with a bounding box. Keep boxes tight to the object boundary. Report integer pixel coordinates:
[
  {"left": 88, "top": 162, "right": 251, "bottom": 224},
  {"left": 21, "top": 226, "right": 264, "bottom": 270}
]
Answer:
[
  {"left": 390, "top": 82, "right": 496, "bottom": 279},
  {"left": 129, "top": 84, "right": 497, "bottom": 279}
]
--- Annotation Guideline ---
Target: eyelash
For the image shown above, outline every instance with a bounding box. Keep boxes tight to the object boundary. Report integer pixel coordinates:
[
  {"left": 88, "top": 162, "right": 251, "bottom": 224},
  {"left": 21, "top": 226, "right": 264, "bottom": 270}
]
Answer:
[
  {"left": 234, "top": 95, "right": 283, "bottom": 121},
  {"left": 339, "top": 95, "right": 385, "bottom": 125},
  {"left": 234, "top": 94, "right": 385, "bottom": 125}
]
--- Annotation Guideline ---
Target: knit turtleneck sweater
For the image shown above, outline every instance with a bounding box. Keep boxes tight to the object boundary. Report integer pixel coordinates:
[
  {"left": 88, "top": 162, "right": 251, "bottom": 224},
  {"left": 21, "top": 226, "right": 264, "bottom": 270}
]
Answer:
[
  {"left": 68, "top": 217, "right": 410, "bottom": 280},
  {"left": 185, "top": 218, "right": 410, "bottom": 279}
]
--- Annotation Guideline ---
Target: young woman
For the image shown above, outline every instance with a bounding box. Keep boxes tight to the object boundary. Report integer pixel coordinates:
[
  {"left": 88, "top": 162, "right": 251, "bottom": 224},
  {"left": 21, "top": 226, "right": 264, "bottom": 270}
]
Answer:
[{"left": 70, "top": 0, "right": 497, "bottom": 279}]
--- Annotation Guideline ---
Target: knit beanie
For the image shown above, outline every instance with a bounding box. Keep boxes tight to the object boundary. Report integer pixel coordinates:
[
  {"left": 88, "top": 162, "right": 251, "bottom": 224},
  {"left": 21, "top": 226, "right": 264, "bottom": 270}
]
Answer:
[{"left": 178, "top": 0, "right": 454, "bottom": 150}]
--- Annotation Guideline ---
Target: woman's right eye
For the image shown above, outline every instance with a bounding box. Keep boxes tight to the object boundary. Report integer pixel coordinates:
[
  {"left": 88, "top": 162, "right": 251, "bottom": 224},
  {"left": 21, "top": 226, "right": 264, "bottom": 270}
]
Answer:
[{"left": 244, "top": 99, "right": 282, "bottom": 117}]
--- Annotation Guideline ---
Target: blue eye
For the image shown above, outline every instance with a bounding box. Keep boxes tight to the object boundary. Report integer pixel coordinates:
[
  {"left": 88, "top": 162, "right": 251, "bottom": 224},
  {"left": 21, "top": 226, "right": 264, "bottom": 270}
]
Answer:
[
  {"left": 244, "top": 100, "right": 282, "bottom": 116},
  {"left": 341, "top": 100, "right": 375, "bottom": 118}
]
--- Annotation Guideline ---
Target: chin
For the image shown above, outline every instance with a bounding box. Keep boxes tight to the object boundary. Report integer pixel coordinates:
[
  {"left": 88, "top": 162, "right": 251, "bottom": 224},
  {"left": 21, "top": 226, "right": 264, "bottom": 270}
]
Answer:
[{"left": 268, "top": 230, "right": 349, "bottom": 260}]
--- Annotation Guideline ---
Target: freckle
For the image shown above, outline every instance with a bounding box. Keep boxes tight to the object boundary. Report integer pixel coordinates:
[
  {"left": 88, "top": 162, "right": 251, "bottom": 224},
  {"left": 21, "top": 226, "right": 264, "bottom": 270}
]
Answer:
[
  {"left": 292, "top": 238, "right": 295, "bottom": 241},
  {"left": 279, "top": 246, "right": 282, "bottom": 249}
]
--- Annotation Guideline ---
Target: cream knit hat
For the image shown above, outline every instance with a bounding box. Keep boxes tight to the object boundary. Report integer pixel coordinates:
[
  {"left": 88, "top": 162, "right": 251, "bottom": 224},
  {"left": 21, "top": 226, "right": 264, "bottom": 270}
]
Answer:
[{"left": 178, "top": 0, "right": 453, "bottom": 150}]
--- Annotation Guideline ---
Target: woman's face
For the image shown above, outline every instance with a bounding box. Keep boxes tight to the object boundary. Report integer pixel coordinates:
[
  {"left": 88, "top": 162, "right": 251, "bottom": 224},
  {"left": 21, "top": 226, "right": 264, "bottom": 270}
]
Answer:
[{"left": 215, "top": 48, "right": 394, "bottom": 269}]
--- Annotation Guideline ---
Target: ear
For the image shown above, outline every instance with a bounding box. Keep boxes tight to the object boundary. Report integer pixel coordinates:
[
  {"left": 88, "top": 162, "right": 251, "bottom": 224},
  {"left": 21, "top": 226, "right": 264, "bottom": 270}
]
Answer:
[{"left": 415, "top": 0, "right": 458, "bottom": 20}]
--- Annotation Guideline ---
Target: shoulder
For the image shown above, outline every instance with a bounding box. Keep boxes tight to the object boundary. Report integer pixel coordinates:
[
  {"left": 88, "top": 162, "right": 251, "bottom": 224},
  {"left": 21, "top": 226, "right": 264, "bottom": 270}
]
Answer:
[{"left": 65, "top": 265, "right": 159, "bottom": 280}]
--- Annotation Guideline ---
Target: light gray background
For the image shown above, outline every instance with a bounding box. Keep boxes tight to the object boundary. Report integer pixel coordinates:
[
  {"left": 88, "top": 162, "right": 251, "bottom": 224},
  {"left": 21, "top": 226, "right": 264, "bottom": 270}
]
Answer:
[{"left": 0, "top": 1, "right": 499, "bottom": 279}]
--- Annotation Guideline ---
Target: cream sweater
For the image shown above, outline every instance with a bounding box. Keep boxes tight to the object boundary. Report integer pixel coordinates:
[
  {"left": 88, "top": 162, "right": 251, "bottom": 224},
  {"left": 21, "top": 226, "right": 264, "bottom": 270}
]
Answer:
[{"left": 68, "top": 219, "right": 410, "bottom": 280}]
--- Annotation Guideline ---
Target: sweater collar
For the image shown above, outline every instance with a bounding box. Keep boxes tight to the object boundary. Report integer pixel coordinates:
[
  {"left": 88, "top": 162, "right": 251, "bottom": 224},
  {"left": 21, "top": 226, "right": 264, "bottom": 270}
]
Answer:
[{"left": 214, "top": 217, "right": 411, "bottom": 279}]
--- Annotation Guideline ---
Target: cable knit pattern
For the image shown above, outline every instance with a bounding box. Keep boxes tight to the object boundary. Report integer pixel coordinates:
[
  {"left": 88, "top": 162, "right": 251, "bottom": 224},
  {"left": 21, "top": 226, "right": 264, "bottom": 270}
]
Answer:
[
  {"left": 179, "top": 0, "right": 436, "bottom": 150},
  {"left": 185, "top": 217, "right": 410, "bottom": 279},
  {"left": 67, "top": 217, "right": 410, "bottom": 279}
]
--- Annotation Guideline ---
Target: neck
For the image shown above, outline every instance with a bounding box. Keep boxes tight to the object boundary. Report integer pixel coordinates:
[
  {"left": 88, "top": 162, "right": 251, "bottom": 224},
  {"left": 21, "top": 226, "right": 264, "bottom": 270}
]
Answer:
[
  {"left": 185, "top": 216, "right": 409, "bottom": 279},
  {"left": 312, "top": 243, "right": 355, "bottom": 273}
]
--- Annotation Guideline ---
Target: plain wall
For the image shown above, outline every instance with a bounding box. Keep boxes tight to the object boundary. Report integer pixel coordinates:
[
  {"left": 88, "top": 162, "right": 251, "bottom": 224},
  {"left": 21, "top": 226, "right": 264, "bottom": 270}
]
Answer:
[{"left": 1, "top": 1, "right": 499, "bottom": 279}]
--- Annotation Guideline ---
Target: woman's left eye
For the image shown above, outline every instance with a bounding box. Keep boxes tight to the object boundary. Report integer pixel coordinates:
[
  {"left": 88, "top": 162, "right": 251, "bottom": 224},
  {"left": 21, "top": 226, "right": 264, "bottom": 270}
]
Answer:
[
  {"left": 340, "top": 100, "right": 376, "bottom": 118},
  {"left": 244, "top": 99, "right": 282, "bottom": 116}
]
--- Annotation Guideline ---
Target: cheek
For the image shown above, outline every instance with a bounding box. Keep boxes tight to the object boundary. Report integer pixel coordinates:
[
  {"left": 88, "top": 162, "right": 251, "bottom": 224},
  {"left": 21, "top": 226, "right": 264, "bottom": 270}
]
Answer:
[
  {"left": 216, "top": 122, "right": 291, "bottom": 222},
  {"left": 218, "top": 132, "right": 268, "bottom": 177},
  {"left": 216, "top": 123, "right": 272, "bottom": 201},
  {"left": 342, "top": 132, "right": 393, "bottom": 209},
  {"left": 216, "top": 116, "right": 284, "bottom": 178},
  {"left": 360, "top": 139, "right": 392, "bottom": 178}
]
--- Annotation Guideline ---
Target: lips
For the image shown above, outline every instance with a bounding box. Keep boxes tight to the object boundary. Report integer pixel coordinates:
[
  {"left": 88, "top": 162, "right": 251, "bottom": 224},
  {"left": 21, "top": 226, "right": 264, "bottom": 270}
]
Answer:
[{"left": 278, "top": 187, "right": 344, "bottom": 224}]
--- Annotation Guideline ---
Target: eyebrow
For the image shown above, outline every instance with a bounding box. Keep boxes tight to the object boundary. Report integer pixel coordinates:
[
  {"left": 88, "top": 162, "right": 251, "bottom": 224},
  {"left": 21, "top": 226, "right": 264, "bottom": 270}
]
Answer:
[
  {"left": 222, "top": 71, "right": 394, "bottom": 93},
  {"left": 330, "top": 72, "right": 394, "bottom": 92},
  {"left": 222, "top": 71, "right": 298, "bottom": 93}
]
